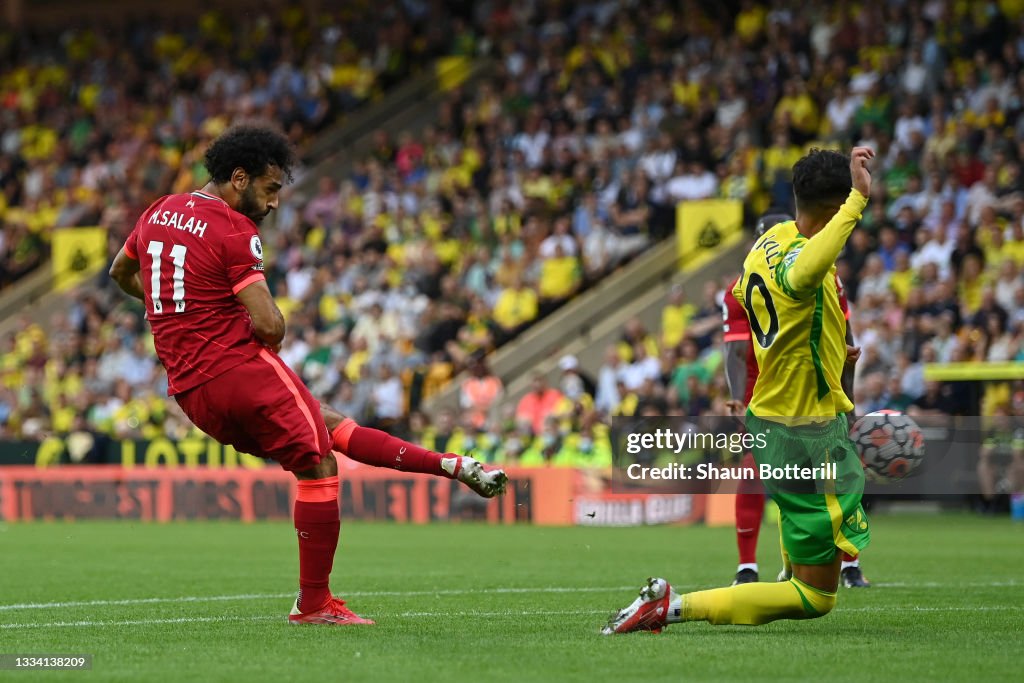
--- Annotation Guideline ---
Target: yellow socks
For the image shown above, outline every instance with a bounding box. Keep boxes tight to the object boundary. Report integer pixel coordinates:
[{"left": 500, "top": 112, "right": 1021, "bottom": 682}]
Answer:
[
  {"left": 778, "top": 514, "right": 792, "bottom": 579},
  {"left": 669, "top": 578, "right": 836, "bottom": 626}
]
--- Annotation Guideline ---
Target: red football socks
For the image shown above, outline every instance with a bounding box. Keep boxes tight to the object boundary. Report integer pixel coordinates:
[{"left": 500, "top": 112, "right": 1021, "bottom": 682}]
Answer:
[
  {"left": 735, "top": 489, "right": 766, "bottom": 566},
  {"left": 294, "top": 476, "right": 340, "bottom": 613},
  {"left": 331, "top": 419, "right": 459, "bottom": 479}
]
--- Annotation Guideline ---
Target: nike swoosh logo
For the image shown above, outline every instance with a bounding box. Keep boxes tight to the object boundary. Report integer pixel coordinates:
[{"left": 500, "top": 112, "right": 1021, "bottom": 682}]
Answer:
[{"left": 737, "top": 528, "right": 754, "bottom": 533}]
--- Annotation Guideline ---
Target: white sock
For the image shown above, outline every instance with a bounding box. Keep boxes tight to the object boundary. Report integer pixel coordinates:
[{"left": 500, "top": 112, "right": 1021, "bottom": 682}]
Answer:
[
  {"left": 440, "top": 456, "right": 460, "bottom": 477},
  {"left": 737, "top": 563, "right": 758, "bottom": 573},
  {"left": 841, "top": 559, "right": 859, "bottom": 570},
  {"left": 667, "top": 595, "right": 683, "bottom": 624}
]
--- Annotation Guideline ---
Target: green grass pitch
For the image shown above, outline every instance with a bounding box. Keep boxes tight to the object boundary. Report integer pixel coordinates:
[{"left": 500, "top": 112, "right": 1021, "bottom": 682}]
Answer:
[{"left": 1, "top": 513, "right": 1020, "bottom": 682}]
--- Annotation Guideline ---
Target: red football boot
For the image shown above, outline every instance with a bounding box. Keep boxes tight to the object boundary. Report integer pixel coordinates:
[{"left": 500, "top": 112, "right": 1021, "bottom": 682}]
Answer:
[
  {"left": 288, "top": 596, "right": 375, "bottom": 626},
  {"left": 601, "top": 578, "right": 675, "bottom": 635}
]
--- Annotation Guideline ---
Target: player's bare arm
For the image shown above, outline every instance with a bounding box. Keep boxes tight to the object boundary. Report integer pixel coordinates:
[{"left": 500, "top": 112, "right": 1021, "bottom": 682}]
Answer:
[
  {"left": 724, "top": 340, "right": 748, "bottom": 416},
  {"left": 842, "top": 327, "right": 859, "bottom": 405},
  {"left": 109, "top": 247, "right": 145, "bottom": 300},
  {"left": 235, "top": 278, "right": 286, "bottom": 351}
]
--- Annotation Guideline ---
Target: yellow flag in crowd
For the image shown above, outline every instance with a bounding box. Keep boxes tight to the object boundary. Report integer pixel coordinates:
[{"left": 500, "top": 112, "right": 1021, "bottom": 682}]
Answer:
[
  {"left": 676, "top": 199, "right": 743, "bottom": 269},
  {"left": 52, "top": 227, "right": 108, "bottom": 292}
]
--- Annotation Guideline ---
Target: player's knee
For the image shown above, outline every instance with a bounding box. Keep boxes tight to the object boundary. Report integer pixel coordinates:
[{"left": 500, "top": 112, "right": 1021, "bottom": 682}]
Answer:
[
  {"left": 812, "top": 591, "right": 836, "bottom": 617},
  {"left": 790, "top": 578, "right": 836, "bottom": 618},
  {"left": 294, "top": 451, "right": 338, "bottom": 480},
  {"left": 801, "top": 587, "right": 836, "bottom": 618},
  {"left": 317, "top": 451, "right": 338, "bottom": 477}
]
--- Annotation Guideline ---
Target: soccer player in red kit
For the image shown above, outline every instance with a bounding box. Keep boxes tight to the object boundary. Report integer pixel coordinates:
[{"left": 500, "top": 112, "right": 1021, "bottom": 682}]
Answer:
[
  {"left": 109, "top": 124, "right": 507, "bottom": 626},
  {"left": 722, "top": 213, "right": 869, "bottom": 588}
]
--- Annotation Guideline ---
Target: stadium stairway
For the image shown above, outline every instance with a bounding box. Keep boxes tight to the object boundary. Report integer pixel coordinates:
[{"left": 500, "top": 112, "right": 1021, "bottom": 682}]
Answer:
[
  {"left": 0, "top": 266, "right": 54, "bottom": 336},
  {"left": 0, "top": 58, "right": 495, "bottom": 338},
  {"left": 424, "top": 234, "right": 750, "bottom": 414}
]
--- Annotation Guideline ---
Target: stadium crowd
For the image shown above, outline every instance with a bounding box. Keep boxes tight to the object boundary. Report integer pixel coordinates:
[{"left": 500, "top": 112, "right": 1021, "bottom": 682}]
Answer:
[
  {"left": 1, "top": 1, "right": 1024, "bottom": 485},
  {"left": 0, "top": 1, "right": 467, "bottom": 289}
]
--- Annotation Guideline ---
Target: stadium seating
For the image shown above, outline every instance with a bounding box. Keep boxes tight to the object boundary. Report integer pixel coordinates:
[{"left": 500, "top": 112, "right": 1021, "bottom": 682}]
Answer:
[
  {"left": 2, "top": 0, "right": 1024, "bottom": 472},
  {"left": 0, "top": 2, "right": 461, "bottom": 290}
]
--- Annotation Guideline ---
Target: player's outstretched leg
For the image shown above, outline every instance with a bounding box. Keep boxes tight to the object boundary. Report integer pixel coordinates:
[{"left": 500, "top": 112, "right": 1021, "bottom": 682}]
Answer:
[
  {"left": 288, "top": 453, "right": 373, "bottom": 626},
  {"left": 603, "top": 575, "right": 837, "bottom": 634},
  {"left": 323, "top": 406, "right": 508, "bottom": 497},
  {"left": 603, "top": 556, "right": 841, "bottom": 634},
  {"left": 840, "top": 552, "right": 870, "bottom": 588}
]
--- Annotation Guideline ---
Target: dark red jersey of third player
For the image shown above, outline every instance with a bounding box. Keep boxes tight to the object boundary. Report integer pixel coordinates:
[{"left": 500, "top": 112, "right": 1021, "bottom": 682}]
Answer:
[
  {"left": 124, "top": 191, "right": 267, "bottom": 395},
  {"left": 722, "top": 275, "right": 850, "bottom": 404}
]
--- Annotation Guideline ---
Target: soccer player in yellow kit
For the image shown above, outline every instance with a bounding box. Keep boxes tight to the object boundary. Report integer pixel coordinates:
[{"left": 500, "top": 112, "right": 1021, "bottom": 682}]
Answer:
[{"left": 604, "top": 147, "right": 874, "bottom": 634}]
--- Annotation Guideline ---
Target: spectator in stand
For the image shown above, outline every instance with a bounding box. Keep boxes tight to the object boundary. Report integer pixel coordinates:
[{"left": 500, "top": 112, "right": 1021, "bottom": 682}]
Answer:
[
  {"left": 492, "top": 275, "right": 539, "bottom": 342},
  {"left": 594, "top": 345, "right": 623, "bottom": 415},
  {"left": 661, "top": 284, "right": 697, "bottom": 350},
  {"left": 665, "top": 161, "right": 719, "bottom": 202},
  {"left": 370, "top": 363, "right": 405, "bottom": 429},
  {"left": 459, "top": 356, "right": 504, "bottom": 431},
  {"left": 537, "top": 243, "right": 582, "bottom": 316},
  {"left": 907, "top": 381, "right": 955, "bottom": 418},
  {"left": 515, "top": 374, "right": 565, "bottom": 437},
  {"left": 303, "top": 177, "right": 341, "bottom": 228},
  {"left": 557, "top": 355, "right": 595, "bottom": 404}
]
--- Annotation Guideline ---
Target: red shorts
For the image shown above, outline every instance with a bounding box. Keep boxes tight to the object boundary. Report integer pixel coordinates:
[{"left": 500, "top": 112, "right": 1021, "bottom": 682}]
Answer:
[{"left": 175, "top": 349, "right": 331, "bottom": 472}]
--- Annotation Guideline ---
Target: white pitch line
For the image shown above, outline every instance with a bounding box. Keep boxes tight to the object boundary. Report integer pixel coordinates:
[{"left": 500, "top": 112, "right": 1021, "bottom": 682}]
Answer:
[
  {"left": 2, "top": 605, "right": 1021, "bottom": 631},
  {"left": 872, "top": 580, "right": 1021, "bottom": 588},
  {"left": 0, "top": 580, "right": 1019, "bottom": 613},
  {"left": 0, "top": 615, "right": 283, "bottom": 630},
  {"left": 0, "top": 586, "right": 638, "bottom": 612},
  {"left": 0, "top": 610, "right": 609, "bottom": 631},
  {"left": 0, "top": 593, "right": 296, "bottom": 612},
  {"left": 845, "top": 605, "right": 1024, "bottom": 613}
]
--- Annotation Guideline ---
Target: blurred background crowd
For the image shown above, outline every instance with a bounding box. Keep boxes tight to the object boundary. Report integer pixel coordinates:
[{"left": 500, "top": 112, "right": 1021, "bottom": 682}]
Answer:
[
  {"left": 2, "top": 0, "right": 1024, "bottom": 478},
  {"left": 0, "top": 0, "right": 466, "bottom": 288}
]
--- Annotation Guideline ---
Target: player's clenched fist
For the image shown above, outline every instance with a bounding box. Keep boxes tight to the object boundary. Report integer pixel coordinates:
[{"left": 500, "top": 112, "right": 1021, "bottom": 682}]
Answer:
[{"left": 850, "top": 146, "right": 874, "bottom": 198}]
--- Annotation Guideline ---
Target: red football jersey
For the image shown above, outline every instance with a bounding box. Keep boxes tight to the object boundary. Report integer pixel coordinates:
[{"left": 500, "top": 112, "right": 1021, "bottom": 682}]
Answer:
[
  {"left": 124, "top": 190, "right": 267, "bottom": 396},
  {"left": 722, "top": 274, "right": 849, "bottom": 405}
]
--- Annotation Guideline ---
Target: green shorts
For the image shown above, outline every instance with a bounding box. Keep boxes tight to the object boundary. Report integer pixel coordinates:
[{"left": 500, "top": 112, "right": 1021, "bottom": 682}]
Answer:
[{"left": 747, "top": 412, "right": 870, "bottom": 565}]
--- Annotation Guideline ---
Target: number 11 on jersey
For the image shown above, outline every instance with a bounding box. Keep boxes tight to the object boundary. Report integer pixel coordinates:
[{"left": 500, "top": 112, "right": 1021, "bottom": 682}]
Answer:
[{"left": 147, "top": 240, "right": 188, "bottom": 314}]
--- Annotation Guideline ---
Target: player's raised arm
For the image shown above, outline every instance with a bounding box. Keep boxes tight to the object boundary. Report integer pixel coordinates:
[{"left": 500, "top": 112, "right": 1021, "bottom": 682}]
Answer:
[
  {"left": 236, "top": 279, "right": 286, "bottom": 350},
  {"left": 109, "top": 245, "right": 144, "bottom": 301},
  {"left": 776, "top": 148, "right": 873, "bottom": 299}
]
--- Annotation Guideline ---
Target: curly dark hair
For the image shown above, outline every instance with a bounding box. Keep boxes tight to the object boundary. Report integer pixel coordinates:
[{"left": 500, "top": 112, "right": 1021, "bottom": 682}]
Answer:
[
  {"left": 203, "top": 124, "right": 296, "bottom": 184},
  {"left": 792, "top": 149, "right": 851, "bottom": 214}
]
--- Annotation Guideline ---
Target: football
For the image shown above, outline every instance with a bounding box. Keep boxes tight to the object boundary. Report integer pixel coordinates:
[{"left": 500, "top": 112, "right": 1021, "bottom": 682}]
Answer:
[{"left": 849, "top": 410, "right": 926, "bottom": 482}]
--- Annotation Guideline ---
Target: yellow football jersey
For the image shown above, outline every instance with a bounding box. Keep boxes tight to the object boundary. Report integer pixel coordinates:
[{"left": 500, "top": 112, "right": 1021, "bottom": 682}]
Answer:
[{"left": 734, "top": 190, "right": 868, "bottom": 422}]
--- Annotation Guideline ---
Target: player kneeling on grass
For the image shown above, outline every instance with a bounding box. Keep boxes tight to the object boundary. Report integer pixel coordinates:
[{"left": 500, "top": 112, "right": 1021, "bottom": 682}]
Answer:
[
  {"left": 109, "top": 123, "right": 507, "bottom": 627},
  {"left": 604, "top": 147, "right": 874, "bottom": 634},
  {"left": 724, "top": 213, "right": 870, "bottom": 590}
]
